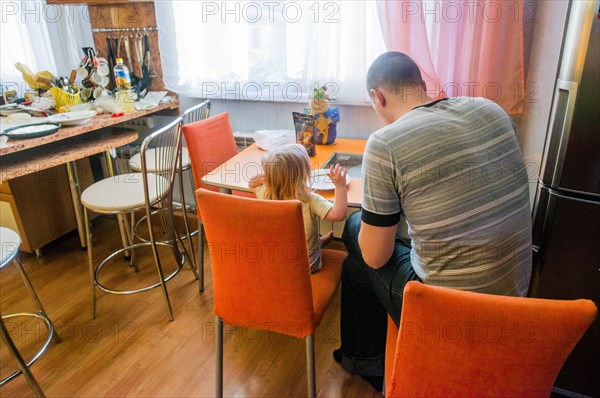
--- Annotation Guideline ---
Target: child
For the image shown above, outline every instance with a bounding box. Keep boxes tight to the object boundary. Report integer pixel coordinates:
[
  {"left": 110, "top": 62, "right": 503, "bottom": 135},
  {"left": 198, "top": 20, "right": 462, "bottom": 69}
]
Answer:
[{"left": 249, "top": 144, "right": 348, "bottom": 273}]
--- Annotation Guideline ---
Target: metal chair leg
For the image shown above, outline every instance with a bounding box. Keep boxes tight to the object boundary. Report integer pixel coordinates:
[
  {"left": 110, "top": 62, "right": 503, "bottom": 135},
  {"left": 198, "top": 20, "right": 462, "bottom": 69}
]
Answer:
[
  {"left": 216, "top": 316, "right": 223, "bottom": 398},
  {"left": 84, "top": 209, "right": 96, "bottom": 320},
  {"left": 13, "top": 258, "right": 61, "bottom": 343},
  {"left": 0, "top": 318, "right": 45, "bottom": 398},
  {"left": 306, "top": 335, "right": 316, "bottom": 398},
  {"left": 198, "top": 221, "right": 205, "bottom": 292},
  {"left": 128, "top": 212, "right": 139, "bottom": 273},
  {"left": 179, "top": 165, "right": 197, "bottom": 271},
  {"left": 146, "top": 214, "right": 175, "bottom": 322}
]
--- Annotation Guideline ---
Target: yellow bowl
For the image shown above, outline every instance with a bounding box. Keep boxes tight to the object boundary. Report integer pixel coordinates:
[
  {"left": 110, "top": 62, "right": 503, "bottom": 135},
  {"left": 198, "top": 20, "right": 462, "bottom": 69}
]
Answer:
[{"left": 50, "top": 86, "right": 81, "bottom": 110}]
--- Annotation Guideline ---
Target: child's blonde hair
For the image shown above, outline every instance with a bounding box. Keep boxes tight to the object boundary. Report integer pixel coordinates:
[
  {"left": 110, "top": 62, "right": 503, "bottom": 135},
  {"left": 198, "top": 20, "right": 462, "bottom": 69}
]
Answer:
[{"left": 261, "top": 144, "right": 311, "bottom": 201}]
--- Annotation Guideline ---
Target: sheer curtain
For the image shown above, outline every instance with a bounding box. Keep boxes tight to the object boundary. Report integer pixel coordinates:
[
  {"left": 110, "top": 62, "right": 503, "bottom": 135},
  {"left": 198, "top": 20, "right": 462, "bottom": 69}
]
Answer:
[
  {"left": 377, "top": 0, "right": 525, "bottom": 114},
  {"left": 156, "top": 1, "right": 386, "bottom": 104},
  {"left": 1, "top": 1, "right": 93, "bottom": 95}
]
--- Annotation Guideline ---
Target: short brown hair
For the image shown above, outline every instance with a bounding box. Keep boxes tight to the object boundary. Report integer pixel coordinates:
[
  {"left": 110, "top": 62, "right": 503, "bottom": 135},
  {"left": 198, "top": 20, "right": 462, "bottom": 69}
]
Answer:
[{"left": 367, "top": 52, "right": 424, "bottom": 95}]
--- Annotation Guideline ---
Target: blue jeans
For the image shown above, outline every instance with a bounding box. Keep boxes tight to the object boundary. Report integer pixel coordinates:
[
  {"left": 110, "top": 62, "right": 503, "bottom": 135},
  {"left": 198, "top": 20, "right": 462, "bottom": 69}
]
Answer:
[{"left": 338, "top": 211, "right": 420, "bottom": 377}]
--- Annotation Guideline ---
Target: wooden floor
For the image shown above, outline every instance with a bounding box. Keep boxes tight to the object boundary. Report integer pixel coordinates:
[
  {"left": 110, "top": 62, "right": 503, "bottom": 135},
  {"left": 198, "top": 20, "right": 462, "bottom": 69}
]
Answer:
[{"left": 0, "top": 216, "right": 381, "bottom": 397}]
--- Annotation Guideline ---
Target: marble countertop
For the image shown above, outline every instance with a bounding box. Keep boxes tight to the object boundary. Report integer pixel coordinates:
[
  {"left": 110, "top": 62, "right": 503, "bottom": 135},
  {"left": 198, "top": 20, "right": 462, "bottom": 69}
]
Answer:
[
  {"left": 0, "top": 102, "right": 178, "bottom": 156},
  {"left": 0, "top": 128, "right": 139, "bottom": 182}
]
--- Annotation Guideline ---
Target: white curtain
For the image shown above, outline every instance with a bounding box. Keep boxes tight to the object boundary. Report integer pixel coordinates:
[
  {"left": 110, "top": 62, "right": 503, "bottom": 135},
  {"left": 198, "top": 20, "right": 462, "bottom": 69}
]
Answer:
[
  {"left": 156, "top": 1, "right": 386, "bottom": 104},
  {"left": 1, "top": 1, "right": 93, "bottom": 95}
]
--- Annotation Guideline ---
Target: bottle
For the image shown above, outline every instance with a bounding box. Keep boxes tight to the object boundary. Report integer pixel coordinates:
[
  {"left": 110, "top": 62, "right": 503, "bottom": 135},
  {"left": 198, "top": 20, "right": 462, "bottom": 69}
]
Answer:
[{"left": 113, "top": 58, "right": 131, "bottom": 90}]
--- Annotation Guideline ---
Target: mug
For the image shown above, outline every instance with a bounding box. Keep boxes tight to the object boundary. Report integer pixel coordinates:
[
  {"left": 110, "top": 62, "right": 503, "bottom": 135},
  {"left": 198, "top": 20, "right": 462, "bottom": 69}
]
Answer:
[
  {"left": 81, "top": 87, "right": 92, "bottom": 100},
  {"left": 93, "top": 86, "right": 104, "bottom": 99},
  {"left": 99, "top": 76, "right": 109, "bottom": 87},
  {"left": 91, "top": 72, "right": 103, "bottom": 85},
  {"left": 76, "top": 66, "right": 89, "bottom": 79},
  {"left": 96, "top": 58, "right": 109, "bottom": 77}
]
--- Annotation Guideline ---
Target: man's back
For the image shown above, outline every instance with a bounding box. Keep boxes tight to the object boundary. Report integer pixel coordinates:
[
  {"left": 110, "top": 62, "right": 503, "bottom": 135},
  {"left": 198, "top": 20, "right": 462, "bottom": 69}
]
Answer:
[{"left": 363, "top": 97, "right": 532, "bottom": 296}]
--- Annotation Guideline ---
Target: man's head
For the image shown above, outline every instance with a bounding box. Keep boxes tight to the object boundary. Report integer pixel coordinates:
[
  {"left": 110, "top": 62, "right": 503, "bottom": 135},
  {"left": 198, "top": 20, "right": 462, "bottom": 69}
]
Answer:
[{"left": 367, "top": 52, "right": 429, "bottom": 124}]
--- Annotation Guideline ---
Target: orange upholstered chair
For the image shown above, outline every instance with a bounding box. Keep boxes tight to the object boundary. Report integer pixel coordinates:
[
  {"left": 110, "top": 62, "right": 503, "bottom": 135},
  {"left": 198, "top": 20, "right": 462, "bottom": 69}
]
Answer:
[
  {"left": 384, "top": 281, "right": 597, "bottom": 397},
  {"left": 182, "top": 112, "right": 254, "bottom": 292},
  {"left": 197, "top": 189, "right": 344, "bottom": 398}
]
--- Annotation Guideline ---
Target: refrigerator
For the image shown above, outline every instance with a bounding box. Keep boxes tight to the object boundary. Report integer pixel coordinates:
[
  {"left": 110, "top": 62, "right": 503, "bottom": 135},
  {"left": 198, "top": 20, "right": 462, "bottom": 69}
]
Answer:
[{"left": 530, "top": 1, "right": 600, "bottom": 397}]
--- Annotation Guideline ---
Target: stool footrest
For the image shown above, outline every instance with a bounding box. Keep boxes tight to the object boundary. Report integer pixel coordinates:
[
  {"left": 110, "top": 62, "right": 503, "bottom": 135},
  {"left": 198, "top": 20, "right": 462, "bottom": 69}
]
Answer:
[
  {"left": 94, "top": 242, "right": 185, "bottom": 295},
  {"left": 0, "top": 312, "right": 56, "bottom": 386}
]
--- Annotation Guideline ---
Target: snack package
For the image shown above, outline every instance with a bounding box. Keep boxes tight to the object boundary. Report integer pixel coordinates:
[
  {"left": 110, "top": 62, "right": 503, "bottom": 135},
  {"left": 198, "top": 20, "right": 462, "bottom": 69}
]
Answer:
[
  {"left": 293, "top": 112, "right": 316, "bottom": 157},
  {"left": 304, "top": 106, "right": 340, "bottom": 145}
]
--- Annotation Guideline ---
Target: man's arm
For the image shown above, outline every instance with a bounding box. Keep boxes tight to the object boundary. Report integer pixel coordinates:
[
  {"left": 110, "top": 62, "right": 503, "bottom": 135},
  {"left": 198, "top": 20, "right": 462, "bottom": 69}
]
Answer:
[
  {"left": 358, "top": 222, "right": 398, "bottom": 269},
  {"left": 359, "top": 135, "right": 401, "bottom": 269}
]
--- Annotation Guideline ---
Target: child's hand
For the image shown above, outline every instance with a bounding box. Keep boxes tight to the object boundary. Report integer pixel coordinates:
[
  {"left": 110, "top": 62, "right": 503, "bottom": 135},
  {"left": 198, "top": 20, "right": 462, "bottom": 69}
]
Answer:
[{"left": 327, "top": 164, "right": 347, "bottom": 189}]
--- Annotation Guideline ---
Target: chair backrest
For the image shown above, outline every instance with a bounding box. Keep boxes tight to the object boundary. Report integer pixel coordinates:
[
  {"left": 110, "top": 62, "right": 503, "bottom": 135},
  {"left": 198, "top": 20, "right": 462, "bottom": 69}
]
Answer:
[
  {"left": 182, "top": 113, "right": 238, "bottom": 192},
  {"left": 182, "top": 99, "right": 211, "bottom": 125},
  {"left": 385, "top": 281, "right": 597, "bottom": 397},
  {"left": 197, "top": 188, "right": 318, "bottom": 338},
  {"left": 140, "top": 117, "right": 183, "bottom": 206}
]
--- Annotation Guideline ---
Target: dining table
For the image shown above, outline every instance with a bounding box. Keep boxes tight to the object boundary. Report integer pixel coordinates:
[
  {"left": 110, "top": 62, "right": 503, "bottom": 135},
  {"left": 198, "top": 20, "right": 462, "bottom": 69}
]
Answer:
[
  {"left": 0, "top": 102, "right": 178, "bottom": 253},
  {"left": 201, "top": 138, "right": 367, "bottom": 208}
]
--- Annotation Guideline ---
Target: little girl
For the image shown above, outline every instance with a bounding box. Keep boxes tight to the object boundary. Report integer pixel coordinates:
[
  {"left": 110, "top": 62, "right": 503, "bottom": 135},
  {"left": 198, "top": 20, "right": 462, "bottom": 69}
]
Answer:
[{"left": 249, "top": 144, "right": 348, "bottom": 273}]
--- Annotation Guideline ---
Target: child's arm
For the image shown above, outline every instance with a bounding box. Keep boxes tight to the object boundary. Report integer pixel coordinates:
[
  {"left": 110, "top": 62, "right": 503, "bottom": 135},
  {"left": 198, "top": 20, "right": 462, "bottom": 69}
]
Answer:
[
  {"left": 325, "top": 164, "right": 348, "bottom": 222},
  {"left": 248, "top": 174, "right": 264, "bottom": 192}
]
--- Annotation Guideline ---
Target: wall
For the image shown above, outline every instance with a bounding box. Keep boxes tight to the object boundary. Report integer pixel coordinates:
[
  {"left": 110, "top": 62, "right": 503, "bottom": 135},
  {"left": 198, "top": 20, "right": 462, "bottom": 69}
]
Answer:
[
  {"left": 179, "top": 96, "right": 385, "bottom": 139},
  {"left": 180, "top": 1, "right": 570, "bottom": 210}
]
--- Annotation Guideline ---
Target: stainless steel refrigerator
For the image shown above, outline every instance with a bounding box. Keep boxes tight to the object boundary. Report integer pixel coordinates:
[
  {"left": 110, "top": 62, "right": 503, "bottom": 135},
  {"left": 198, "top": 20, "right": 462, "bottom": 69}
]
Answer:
[{"left": 530, "top": 1, "right": 600, "bottom": 397}]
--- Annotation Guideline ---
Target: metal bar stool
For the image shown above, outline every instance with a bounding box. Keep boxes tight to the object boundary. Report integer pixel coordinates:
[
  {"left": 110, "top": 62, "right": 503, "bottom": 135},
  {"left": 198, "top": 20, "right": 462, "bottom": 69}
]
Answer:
[
  {"left": 80, "top": 117, "right": 199, "bottom": 321},
  {"left": 0, "top": 227, "right": 61, "bottom": 397},
  {"left": 128, "top": 100, "right": 211, "bottom": 293}
]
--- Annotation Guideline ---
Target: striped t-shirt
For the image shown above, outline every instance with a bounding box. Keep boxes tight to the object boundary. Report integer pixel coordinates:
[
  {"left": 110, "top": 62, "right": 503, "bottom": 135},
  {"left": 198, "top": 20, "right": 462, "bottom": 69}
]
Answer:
[{"left": 362, "top": 97, "right": 532, "bottom": 296}]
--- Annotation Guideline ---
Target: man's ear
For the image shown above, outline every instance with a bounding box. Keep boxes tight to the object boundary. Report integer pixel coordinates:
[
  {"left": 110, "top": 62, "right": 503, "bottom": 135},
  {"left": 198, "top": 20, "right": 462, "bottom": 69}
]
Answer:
[
  {"left": 371, "top": 88, "right": 386, "bottom": 108},
  {"left": 421, "top": 80, "right": 427, "bottom": 93}
]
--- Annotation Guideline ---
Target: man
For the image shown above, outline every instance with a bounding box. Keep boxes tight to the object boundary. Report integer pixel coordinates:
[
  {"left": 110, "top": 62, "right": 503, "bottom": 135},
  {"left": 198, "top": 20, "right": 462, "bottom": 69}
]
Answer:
[{"left": 335, "top": 52, "right": 532, "bottom": 391}]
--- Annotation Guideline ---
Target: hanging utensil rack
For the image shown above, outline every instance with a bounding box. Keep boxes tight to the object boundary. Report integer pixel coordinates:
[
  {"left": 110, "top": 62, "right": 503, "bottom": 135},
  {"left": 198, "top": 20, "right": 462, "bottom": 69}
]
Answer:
[{"left": 92, "top": 27, "right": 159, "bottom": 33}]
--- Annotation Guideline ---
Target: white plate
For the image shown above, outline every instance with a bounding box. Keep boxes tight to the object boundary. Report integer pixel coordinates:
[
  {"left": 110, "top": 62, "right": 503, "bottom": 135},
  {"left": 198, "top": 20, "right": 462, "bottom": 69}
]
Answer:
[
  {"left": 48, "top": 110, "right": 97, "bottom": 126},
  {"left": 310, "top": 169, "right": 351, "bottom": 191}
]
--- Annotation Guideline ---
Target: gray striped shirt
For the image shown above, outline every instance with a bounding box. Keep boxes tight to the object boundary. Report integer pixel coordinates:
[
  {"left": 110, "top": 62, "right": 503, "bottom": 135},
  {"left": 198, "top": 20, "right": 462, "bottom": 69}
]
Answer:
[{"left": 362, "top": 97, "right": 531, "bottom": 296}]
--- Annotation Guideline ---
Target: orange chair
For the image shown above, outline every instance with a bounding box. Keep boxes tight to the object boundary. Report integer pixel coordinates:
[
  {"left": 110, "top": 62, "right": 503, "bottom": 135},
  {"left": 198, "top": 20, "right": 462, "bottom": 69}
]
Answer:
[
  {"left": 384, "top": 281, "right": 597, "bottom": 397},
  {"left": 182, "top": 113, "right": 254, "bottom": 292},
  {"left": 197, "top": 189, "right": 344, "bottom": 398}
]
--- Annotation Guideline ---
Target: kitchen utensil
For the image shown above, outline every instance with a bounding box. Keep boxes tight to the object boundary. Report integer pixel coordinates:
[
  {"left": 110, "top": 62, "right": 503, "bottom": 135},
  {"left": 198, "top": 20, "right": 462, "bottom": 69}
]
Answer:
[
  {"left": 81, "top": 87, "right": 92, "bottom": 100},
  {"left": 69, "top": 70, "right": 77, "bottom": 84},
  {"left": 6, "top": 112, "right": 32, "bottom": 124},
  {"left": 2, "top": 122, "right": 61, "bottom": 140},
  {"left": 93, "top": 86, "right": 104, "bottom": 99},
  {"left": 48, "top": 110, "right": 96, "bottom": 126}
]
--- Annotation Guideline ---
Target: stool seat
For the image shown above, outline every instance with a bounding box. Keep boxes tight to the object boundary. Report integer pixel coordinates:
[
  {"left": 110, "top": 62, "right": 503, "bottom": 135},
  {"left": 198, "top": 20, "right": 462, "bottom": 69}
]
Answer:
[
  {"left": 129, "top": 147, "right": 191, "bottom": 172},
  {"left": 81, "top": 173, "right": 168, "bottom": 212},
  {"left": 0, "top": 227, "right": 21, "bottom": 267}
]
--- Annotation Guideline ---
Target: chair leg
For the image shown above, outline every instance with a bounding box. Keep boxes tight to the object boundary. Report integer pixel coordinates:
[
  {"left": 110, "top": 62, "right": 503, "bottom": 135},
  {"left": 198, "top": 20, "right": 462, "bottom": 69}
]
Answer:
[
  {"left": 216, "top": 316, "right": 223, "bottom": 398},
  {"left": 179, "top": 168, "right": 197, "bottom": 272},
  {"left": 198, "top": 221, "right": 205, "bottom": 292},
  {"left": 146, "top": 212, "right": 175, "bottom": 321},
  {"left": 0, "top": 317, "right": 46, "bottom": 398},
  {"left": 13, "top": 258, "right": 61, "bottom": 343},
  {"left": 128, "top": 212, "right": 139, "bottom": 273},
  {"left": 306, "top": 335, "right": 316, "bottom": 398},
  {"left": 84, "top": 209, "right": 96, "bottom": 320}
]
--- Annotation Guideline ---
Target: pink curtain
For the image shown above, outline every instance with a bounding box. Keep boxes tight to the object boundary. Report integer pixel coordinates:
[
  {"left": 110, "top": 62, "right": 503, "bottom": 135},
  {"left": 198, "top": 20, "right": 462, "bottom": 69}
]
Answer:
[{"left": 377, "top": 0, "right": 525, "bottom": 114}]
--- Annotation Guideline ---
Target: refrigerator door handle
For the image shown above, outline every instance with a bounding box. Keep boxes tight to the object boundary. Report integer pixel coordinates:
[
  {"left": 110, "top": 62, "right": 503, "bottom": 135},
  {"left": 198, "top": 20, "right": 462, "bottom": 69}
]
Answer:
[
  {"left": 540, "top": 79, "right": 579, "bottom": 188},
  {"left": 548, "top": 188, "right": 600, "bottom": 205}
]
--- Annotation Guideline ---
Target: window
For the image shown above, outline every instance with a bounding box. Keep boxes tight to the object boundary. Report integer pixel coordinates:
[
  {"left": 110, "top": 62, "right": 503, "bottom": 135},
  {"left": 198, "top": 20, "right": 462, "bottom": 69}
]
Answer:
[{"left": 156, "top": 1, "right": 386, "bottom": 104}]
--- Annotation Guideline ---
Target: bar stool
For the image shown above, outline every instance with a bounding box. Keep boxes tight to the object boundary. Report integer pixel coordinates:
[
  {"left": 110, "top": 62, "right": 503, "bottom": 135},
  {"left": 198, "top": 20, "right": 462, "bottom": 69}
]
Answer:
[
  {"left": 81, "top": 117, "right": 199, "bottom": 321},
  {"left": 0, "top": 227, "right": 61, "bottom": 397},
  {"left": 127, "top": 100, "right": 211, "bottom": 292}
]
